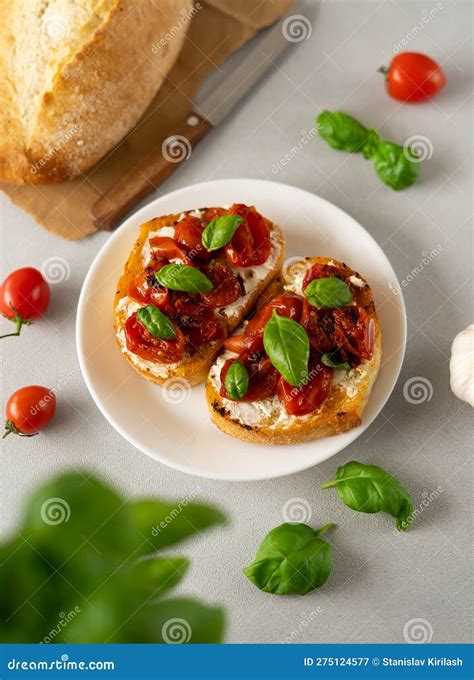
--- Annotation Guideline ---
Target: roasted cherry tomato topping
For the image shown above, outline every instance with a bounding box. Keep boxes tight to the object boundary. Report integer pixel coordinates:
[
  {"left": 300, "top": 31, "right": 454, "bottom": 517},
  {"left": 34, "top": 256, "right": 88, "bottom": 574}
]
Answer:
[
  {"left": 224, "top": 204, "right": 271, "bottom": 267},
  {"left": 244, "top": 294, "right": 303, "bottom": 337},
  {"left": 300, "top": 301, "right": 335, "bottom": 354},
  {"left": 127, "top": 271, "right": 170, "bottom": 309},
  {"left": 382, "top": 52, "right": 447, "bottom": 103},
  {"left": 4, "top": 385, "right": 56, "bottom": 438},
  {"left": 277, "top": 358, "right": 332, "bottom": 416},
  {"left": 220, "top": 349, "right": 279, "bottom": 402},
  {"left": 1, "top": 267, "right": 50, "bottom": 338},
  {"left": 333, "top": 306, "right": 375, "bottom": 361},
  {"left": 303, "top": 262, "right": 347, "bottom": 291},
  {"left": 148, "top": 236, "right": 192, "bottom": 265},
  {"left": 200, "top": 263, "right": 243, "bottom": 308},
  {"left": 223, "top": 334, "right": 263, "bottom": 354},
  {"left": 174, "top": 216, "right": 211, "bottom": 263},
  {"left": 125, "top": 312, "right": 185, "bottom": 363},
  {"left": 173, "top": 294, "right": 224, "bottom": 350}
]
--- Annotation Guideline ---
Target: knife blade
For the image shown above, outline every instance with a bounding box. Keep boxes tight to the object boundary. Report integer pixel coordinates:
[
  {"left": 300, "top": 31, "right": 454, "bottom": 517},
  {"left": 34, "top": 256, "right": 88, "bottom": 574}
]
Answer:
[{"left": 92, "top": 0, "right": 306, "bottom": 230}]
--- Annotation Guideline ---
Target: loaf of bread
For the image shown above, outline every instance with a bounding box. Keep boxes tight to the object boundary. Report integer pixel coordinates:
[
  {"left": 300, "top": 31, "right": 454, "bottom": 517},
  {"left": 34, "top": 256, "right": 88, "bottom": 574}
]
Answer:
[{"left": 0, "top": 0, "right": 192, "bottom": 184}]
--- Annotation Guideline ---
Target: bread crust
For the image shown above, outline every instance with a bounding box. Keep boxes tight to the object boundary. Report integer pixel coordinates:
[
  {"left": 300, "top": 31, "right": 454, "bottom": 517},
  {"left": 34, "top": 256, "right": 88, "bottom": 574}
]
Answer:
[
  {"left": 114, "top": 208, "right": 284, "bottom": 386},
  {"left": 0, "top": 0, "right": 192, "bottom": 184},
  {"left": 206, "top": 257, "right": 382, "bottom": 445}
]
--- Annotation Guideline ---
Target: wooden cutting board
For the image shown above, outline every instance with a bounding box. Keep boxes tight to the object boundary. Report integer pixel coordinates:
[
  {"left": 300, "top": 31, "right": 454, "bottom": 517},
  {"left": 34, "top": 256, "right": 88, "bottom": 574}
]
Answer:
[{"left": 1, "top": 0, "right": 292, "bottom": 240}]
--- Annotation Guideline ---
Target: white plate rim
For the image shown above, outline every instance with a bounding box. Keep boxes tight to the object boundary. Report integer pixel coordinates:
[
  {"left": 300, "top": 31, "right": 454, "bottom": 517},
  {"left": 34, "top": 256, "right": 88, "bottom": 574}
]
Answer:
[{"left": 76, "top": 179, "right": 407, "bottom": 481}]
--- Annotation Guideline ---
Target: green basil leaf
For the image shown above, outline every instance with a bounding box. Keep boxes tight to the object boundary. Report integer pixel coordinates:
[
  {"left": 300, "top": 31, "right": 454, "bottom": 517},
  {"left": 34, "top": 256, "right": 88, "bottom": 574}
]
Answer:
[
  {"left": 305, "top": 277, "right": 352, "bottom": 308},
  {"left": 321, "top": 351, "right": 351, "bottom": 371},
  {"left": 155, "top": 264, "right": 213, "bottom": 293},
  {"left": 224, "top": 360, "right": 249, "bottom": 400},
  {"left": 317, "top": 110, "right": 380, "bottom": 153},
  {"left": 322, "top": 461, "right": 414, "bottom": 532},
  {"left": 263, "top": 311, "right": 309, "bottom": 387},
  {"left": 136, "top": 305, "right": 176, "bottom": 339},
  {"left": 243, "top": 523, "right": 333, "bottom": 595},
  {"left": 201, "top": 214, "right": 243, "bottom": 251},
  {"left": 371, "top": 141, "right": 420, "bottom": 191}
]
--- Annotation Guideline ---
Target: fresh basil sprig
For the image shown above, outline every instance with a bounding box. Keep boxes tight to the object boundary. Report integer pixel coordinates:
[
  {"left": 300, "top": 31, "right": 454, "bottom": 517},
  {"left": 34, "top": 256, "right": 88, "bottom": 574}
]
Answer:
[
  {"left": 323, "top": 461, "right": 414, "bottom": 532},
  {"left": 263, "top": 311, "right": 309, "bottom": 387},
  {"left": 371, "top": 141, "right": 420, "bottom": 191},
  {"left": 321, "top": 351, "right": 351, "bottom": 371},
  {"left": 201, "top": 214, "right": 243, "bottom": 252},
  {"left": 243, "top": 522, "right": 333, "bottom": 595},
  {"left": 155, "top": 264, "right": 213, "bottom": 293},
  {"left": 305, "top": 277, "right": 352, "bottom": 308},
  {"left": 224, "top": 360, "right": 249, "bottom": 400},
  {"left": 316, "top": 110, "right": 420, "bottom": 191},
  {"left": 317, "top": 110, "right": 379, "bottom": 154},
  {"left": 137, "top": 305, "right": 176, "bottom": 340}
]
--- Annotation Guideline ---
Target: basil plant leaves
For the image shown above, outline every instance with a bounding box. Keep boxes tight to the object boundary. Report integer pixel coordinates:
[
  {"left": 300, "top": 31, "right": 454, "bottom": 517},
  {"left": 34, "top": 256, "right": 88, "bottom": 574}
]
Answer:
[{"left": 0, "top": 473, "right": 226, "bottom": 643}]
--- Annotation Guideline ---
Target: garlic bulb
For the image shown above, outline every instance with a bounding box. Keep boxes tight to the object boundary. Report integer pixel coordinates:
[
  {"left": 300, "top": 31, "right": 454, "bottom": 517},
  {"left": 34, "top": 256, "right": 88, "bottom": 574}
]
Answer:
[{"left": 449, "top": 324, "right": 474, "bottom": 407}]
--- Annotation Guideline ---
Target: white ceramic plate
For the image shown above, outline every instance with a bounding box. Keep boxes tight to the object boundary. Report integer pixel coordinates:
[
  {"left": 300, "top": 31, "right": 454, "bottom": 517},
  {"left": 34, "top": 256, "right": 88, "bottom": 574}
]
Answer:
[{"left": 76, "top": 179, "right": 406, "bottom": 481}]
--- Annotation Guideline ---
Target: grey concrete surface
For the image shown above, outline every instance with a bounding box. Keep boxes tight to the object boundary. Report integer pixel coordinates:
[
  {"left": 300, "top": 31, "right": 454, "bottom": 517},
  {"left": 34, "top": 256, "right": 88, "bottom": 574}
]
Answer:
[{"left": 0, "top": 1, "right": 472, "bottom": 644}]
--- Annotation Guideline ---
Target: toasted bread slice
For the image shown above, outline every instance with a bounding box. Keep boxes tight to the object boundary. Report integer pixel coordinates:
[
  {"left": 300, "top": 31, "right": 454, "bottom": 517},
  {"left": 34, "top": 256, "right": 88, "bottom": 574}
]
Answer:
[
  {"left": 114, "top": 208, "right": 284, "bottom": 386},
  {"left": 206, "top": 257, "right": 382, "bottom": 444}
]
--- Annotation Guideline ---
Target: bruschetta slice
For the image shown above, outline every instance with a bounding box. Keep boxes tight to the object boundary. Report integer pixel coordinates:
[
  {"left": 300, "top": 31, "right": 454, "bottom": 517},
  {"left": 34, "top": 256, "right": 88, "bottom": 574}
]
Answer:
[
  {"left": 114, "top": 205, "right": 284, "bottom": 386},
  {"left": 206, "top": 257, "right": 382, "bottom": 444}
]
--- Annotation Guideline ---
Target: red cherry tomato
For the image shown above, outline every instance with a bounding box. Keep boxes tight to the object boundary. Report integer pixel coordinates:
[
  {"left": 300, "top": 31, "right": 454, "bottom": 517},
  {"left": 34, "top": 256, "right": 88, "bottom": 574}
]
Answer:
[
  {"left": 174, "top": 216, "right": 211, "bottom": 263},
  {"left": 0, "top": 268, "right": 50, "bottom": 338},
  {"left": 125, "top": 313, "right": 185, "bottom": 363},
  {"left": 224, "top": 334, "right": 263, "bottom": 354},
  {"left": 224, "top": 204, "right": 271, "bottom": 267},
  {"left": 220, "top": 351, "right": 279, "bottom": 402},
  {"left": 382, "top": 52, "right": 447, "bottom": 102},
  {"left": 300, "top": 301, "right": 335, "bottom": 354},
  {"left": 4, "top": 385, "right": 56, "bottom": 438},
  {"left": 200, "top": 263, "right": 243, "bottom": 308},
  {"left": 127, "top": 271, "right": 170, "bottom": 310},
  {"left": 333, "top": 306, "right": 375, "bottom": 361},
  {"left": 244, "top": 294, "right": 303, "bottom": 337},
  {"left": 302, "top": 262, "right": 347, "bottom": 290},
  {"left": 277, "top": 358, "right": 332, "bottom": 416},
  {"left": 148, "top": 237, "right": 192, "bottom": 265},
  {"left": 172, "top": 295, "right": 224, "bottom": 350}
]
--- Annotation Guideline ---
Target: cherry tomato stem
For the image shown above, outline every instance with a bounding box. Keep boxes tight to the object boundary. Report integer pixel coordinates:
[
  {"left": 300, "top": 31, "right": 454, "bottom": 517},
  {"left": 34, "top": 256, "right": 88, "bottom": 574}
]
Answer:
[
  {"left": 3, "top": 420, "right": 38, "bottom": 439},
  {"left": 0, "top": 306, "right": 32, "bottom": 339}
]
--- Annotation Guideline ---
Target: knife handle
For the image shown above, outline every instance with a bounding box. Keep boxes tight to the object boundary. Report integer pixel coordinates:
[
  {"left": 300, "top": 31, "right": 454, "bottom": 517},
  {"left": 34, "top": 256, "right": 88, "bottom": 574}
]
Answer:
[{"left": 91, "top": 112, "right": 212, "bottom": 231}]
